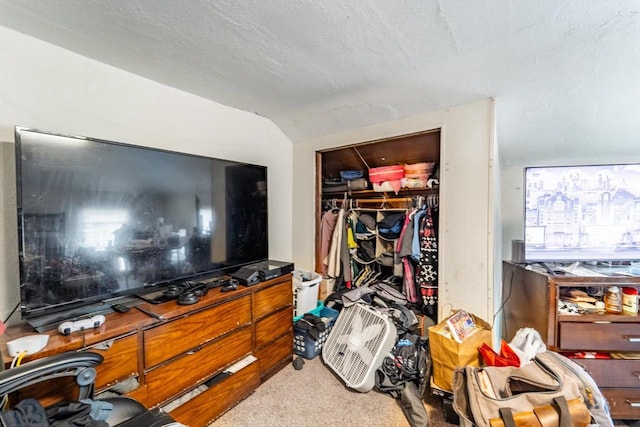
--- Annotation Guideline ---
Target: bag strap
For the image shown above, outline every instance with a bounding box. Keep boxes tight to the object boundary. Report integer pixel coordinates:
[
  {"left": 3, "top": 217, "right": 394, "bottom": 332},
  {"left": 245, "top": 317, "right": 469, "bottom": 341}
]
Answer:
[
  {"left": 531, "top": 396, "right": 572, "bottom": 427},
  {"left": 553, "top": 396, "right": 572, "bottom": 427},
  {"left": 498, "top": 407, "right": 517, "bottom": 427}
]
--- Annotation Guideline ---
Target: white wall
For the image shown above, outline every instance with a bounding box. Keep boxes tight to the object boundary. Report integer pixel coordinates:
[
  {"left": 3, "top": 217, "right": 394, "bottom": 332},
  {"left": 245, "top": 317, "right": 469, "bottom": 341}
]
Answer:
[
  {"left": 0, "top": 26, "right": 293, "bottom": 323},
  {"left": 292, "top": 99, "right": 499, "bottom": 322}
]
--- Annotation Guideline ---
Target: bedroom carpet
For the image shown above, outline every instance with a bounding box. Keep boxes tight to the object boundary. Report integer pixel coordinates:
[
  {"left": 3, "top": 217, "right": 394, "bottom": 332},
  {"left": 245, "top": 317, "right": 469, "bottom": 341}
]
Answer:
[
  {"left": 209, "top": 356, "right": 455, "bottom": 427},
  {"left": 207, "top": 355, "right": 638, "bottom": 427}
]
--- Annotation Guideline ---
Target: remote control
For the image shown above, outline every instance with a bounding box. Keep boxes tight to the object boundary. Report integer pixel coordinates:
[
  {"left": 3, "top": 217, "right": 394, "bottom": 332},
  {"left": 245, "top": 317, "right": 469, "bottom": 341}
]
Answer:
[
  {"left": 111, "top": 303, "right": 130, "bottom": 313},
  {"left": 58, "top": 315, "right": 106, "bottom": 336}
]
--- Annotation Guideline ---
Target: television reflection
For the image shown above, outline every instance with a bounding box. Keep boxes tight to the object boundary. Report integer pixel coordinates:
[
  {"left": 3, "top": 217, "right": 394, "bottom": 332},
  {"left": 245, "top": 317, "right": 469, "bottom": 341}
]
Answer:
[{"left": 17, "top": 128, "right": 268, "bottom": 319}]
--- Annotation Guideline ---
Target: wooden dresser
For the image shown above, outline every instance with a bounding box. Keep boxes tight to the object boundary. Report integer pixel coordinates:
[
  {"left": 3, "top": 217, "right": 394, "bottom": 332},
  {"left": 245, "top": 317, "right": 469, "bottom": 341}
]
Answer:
[
  {"left": 502, "top": 261, "right": 640, "bottom": 420},
  {"left": 0, "top": 273, "right": 293, "bottom": 426}
]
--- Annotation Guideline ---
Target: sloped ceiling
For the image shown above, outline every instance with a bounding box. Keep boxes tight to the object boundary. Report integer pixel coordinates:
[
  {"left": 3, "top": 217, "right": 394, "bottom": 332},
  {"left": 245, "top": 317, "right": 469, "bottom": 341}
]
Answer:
[{"left": 0, "top": 0, "right": 639, "bottom": 165}]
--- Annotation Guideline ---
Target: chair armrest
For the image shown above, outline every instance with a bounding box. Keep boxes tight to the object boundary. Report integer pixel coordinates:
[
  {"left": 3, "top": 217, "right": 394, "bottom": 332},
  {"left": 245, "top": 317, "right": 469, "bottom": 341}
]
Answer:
[{"left": 0, "top": 351, "right": 104, "bottom": 399}]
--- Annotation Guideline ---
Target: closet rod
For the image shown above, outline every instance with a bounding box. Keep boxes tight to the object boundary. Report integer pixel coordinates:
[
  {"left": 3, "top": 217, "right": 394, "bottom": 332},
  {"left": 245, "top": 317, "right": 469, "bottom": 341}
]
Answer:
[
  {"left": 353, "top": 197, "right": 414, "bottom": 204},
  {"left": 323, "top": 195, "right": 438, "bottom": 204}
]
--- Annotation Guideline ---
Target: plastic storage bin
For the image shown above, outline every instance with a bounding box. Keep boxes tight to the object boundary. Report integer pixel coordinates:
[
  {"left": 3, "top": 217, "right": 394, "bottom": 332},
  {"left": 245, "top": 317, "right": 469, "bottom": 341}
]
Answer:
[
  {"left": 293, "top": 270, "right": 322, "bottom": 318},
  {"left": 293, "top": 305, "right": 340, "bottom": 359},
  {"left": 293, "top": 301, "right": 322, "bottom": 323}
]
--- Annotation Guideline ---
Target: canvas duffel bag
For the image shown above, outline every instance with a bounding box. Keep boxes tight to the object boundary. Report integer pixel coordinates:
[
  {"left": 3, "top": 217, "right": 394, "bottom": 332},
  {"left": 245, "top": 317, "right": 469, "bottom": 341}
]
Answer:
[{"left": 452, "top": 351, "right": 613, "bottom": 427}]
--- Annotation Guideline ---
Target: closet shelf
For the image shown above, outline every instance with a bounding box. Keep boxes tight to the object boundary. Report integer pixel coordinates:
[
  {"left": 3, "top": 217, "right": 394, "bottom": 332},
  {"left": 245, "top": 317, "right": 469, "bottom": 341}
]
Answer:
[{"left": 322, "top": 186, "right": 439, "bottom": 198}]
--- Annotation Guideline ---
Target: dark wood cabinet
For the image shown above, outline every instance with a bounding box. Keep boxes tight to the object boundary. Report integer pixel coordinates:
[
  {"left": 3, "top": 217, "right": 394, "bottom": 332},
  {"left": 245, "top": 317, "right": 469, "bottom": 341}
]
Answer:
[
  {"left": 1, "top": 273, "right": 293, "bottom": 426},
  {"left": 502, "top": 261, "right": 640, "bottom": 420}
]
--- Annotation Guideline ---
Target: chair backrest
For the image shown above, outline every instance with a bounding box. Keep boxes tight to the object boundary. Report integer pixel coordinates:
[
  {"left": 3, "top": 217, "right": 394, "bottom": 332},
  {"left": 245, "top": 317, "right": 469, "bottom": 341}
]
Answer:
[{"left": 0, "top": 351, "right": 104, "bottom": 403}]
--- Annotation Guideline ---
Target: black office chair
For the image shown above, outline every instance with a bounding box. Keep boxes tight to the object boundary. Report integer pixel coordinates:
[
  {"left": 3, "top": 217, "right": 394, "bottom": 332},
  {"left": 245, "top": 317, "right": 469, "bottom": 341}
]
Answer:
[{"left": 0, "top": 351, "right": 175, "bottom": 426}]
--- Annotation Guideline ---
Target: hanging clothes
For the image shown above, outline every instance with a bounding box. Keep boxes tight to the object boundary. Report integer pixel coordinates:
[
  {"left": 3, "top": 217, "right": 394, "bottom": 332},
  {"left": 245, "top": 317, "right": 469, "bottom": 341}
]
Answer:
[
  {"left": 320, "top": 209, "right": 339, "bottom": 276},
  {"left": 339, "top": 212, "right": 352, "bottom": 288},
  {"left": 415, "top": 207, "right": 438, "bottom": 318},
  {"left": 410, "top": 207, "right": 427, "bottom": 262},
  {"left": 326, "top": 208, "right": 345, "bottom": 281},
  {"left": 396, "top": 211, "right": 417, "bottom": 303}
]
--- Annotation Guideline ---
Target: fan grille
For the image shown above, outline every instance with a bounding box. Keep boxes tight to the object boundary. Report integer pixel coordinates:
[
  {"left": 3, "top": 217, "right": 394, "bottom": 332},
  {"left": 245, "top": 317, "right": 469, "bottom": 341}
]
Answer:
[{"left": 322, "top": 304, "right": 396, "bottom": 392}]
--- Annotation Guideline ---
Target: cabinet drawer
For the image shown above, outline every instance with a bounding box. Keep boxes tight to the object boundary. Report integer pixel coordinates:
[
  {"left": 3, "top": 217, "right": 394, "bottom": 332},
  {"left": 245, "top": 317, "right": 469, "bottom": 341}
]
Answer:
[
  {"left": 143, "top": 326, "right": 252, "bottom": 407},
  {"left": 18, "top": 333, "right": 139, "bottom": 406},
  {"left": 170, "top": 360, "right": 260, "bottom": 426},
  {"left": 574, "top": 358, "right": 640, "bottom": 388},
  {"left": 144, "top": 295, "right": 251, "bottom": 367},
  {"left": 558, "top": 322, "right": 640, "bottom": 351},
  {"left": 90, "top": 333, "right": 139, "bottom": 390},
  {"left": 255, "top": 307, "right": 292, "bottom": 349},
  {"left": 254, "top": 332, "right": 292, "bottom": 379},
  {"left": 602, "top": 387, "right": 640, "bottom": 420},
  {"left": 254, "top": 280, "right": 292, "bottom": 320}
]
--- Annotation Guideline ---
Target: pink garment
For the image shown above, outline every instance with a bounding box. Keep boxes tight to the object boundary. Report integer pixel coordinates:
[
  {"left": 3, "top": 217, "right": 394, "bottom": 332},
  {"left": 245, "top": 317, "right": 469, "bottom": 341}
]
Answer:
[
  {"left": 403, "top": 258, "right": 417, "bottom": 303},
  {"left": 397, "top": 211, "right": 418, "bottom": 303}
]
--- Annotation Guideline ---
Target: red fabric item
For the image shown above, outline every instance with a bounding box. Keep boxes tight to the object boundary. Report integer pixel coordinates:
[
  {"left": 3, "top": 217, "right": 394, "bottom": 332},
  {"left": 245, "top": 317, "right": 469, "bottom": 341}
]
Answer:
[
  {"left": 560, "top": 351, "right": 611, "bottom": 359},
  {"left": 0, "top": 320, "right": 6, "bottom": 335},
  {"left": 478, "top": 340, "right": 521, "bottom": 367},
  {"left": 499, "top": 339, "right": 520, "bottom": 364},
  {"left": 368, "top": 165, "right": 404, "bottom": 184}
]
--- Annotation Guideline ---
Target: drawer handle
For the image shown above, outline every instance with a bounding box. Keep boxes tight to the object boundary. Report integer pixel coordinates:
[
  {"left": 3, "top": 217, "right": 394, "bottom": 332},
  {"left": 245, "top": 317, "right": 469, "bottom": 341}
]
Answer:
[
  {"left": 92, "top": 340, "right": 114, "bottom": 351},
  {"left": 633, "top": 371, "right": 640, "bottom": 380},
  {"left": 626, "top": 400, "right": 640, "bottom": 407},
  {"left": 624, "top": 335, "right": 640, "bottom": 343}
]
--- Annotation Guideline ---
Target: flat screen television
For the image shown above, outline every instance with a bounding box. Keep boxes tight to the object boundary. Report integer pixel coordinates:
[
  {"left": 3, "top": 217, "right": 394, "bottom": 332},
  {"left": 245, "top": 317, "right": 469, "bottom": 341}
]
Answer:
[
  {"left": 15, "top": 126, "right": 268, "bottom": 327},
  {"left": 524, "top": 163, "right": 640, "bottom": 263}
]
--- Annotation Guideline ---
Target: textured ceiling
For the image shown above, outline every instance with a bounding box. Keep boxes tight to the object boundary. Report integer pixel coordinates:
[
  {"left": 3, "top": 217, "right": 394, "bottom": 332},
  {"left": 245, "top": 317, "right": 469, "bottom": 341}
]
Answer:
[{"left": 1, "top": 0, "right": 639, "bottom": 165}]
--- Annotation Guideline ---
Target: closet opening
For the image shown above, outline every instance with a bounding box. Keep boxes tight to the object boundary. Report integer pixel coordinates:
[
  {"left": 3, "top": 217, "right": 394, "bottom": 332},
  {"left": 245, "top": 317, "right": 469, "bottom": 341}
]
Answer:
[{"left": 315, "top": 129, "right": 441, "bottom": 323}]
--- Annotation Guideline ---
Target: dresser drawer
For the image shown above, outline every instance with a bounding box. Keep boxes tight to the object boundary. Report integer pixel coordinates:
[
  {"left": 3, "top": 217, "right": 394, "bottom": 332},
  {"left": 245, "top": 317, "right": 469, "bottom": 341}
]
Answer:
[
  {"left": 90, "top": 333, "right": 139, "bottom": 390},
  {"left": 573, "top": 358, "right": 640, "bottom": 388},
  {"left": 143, "top": 326, "right": 252, "bottom": 407},
  {"left": 602, "top": 387, "right": 640, "bottom": 420},
  {"left": 558, "top": 322, "right": 640, "bottom": 351},
  {"left": 18, "top": 333, "right": 139, "bottom": 406},
  {"left": 170, "top": 360, "right": 260, "bottom": 426},
  {"left": 254, "top": 280, "right": 292, "bottom": 320},
  {"left": 255, "top": 306, "right": 292, "bottom": 349},
  {"left": 144, "top": 295, "right": 251, "bottom": 367},
  {"left": 254, "top": 332, "right": 292, "bottom": 379}
]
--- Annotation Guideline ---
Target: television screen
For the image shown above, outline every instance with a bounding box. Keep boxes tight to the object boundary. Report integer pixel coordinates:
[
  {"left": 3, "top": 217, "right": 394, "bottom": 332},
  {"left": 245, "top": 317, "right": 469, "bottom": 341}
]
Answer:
[
  {"left": 15, "top": 127, "right": 268, "bottom": 325},
  {"left": 524, "top": 164, "right": 640, "bottom": 263}
]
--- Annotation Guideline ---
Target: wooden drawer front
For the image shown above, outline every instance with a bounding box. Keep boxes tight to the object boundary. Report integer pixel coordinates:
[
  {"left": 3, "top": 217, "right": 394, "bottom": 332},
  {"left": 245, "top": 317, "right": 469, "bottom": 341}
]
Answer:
[
  {"left": 18, "top": 334, "right": 139, "bottom": 407},
  {"left": 602, "top": 387, "right": 640, "bottom": 420},
  {"left": 91, "top": 333, "right": 139, "bottom": 390},
  {"left": 255, "top": 307, "right": 293, "bottom": 349},
  {"left": 144, "top": 295, "right": 251, "bottom": 367},
  {"left": 559, "top": 322, "right": 640, "bottom": 351},
  {"left": 254, "top": 331, "right": 292, "bottom": 378},
  {"left": 254, "top": 280, "right": 292, "bottom": 320},
  {"left": 143, "top": 326, "right": 252, "bottom": 407},
  {"left": 170, "top": 362, "right": 260, "bottom": 426},
  {"left": 575, "top": 358, "right": 640, "bottom": 388}
]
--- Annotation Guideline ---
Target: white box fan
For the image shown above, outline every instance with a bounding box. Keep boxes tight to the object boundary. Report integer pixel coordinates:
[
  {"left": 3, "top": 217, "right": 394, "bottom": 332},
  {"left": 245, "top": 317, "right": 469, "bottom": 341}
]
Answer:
[{"left": 322, "top": 303, "right": 397, "bottom": 392}]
